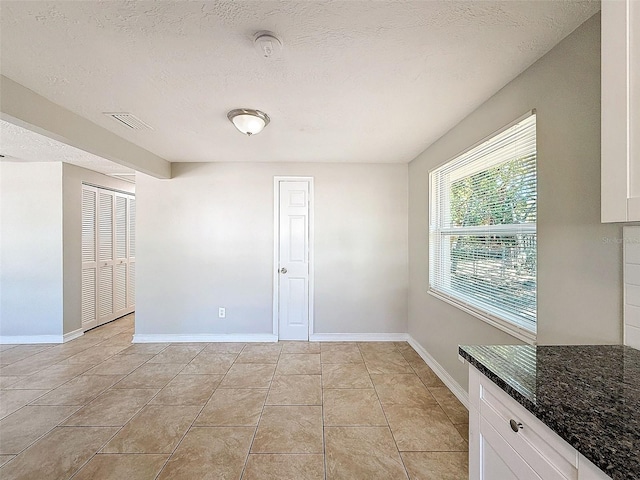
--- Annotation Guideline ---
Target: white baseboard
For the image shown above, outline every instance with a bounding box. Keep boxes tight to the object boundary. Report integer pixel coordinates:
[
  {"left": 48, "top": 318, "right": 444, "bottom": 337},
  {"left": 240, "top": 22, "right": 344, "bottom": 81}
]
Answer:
[
  {"left": 0, "top": 334, "right": 63, "bottom": 344},
  {"left": 1, "top": 329, "right": 83, "bottom": 344},
  {"left": 133, "top": 333, "right": 279, "bottom": 343},
  {"left": 63, "top": 328, "right": 84, "bottom": 343},
  {"left": 407, "top": 335, "right": 469, "bottom": 409},
  {"left": 309, "top": 333, "right": 409, "bottom": 342},
  {"left": 133, "top": 332, "right": 409, "bottom": 343}
]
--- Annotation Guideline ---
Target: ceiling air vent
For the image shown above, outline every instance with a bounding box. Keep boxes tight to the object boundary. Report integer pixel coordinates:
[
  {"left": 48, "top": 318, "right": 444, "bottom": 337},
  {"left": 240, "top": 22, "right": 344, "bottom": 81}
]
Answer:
[{"left": 103, "top": 112, "right": 153, "bottom": 130}]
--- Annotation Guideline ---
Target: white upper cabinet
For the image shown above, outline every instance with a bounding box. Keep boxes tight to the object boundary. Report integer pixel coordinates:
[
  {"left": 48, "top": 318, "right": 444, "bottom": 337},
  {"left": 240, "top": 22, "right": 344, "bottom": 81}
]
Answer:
[{"left": 602, "top": 0, "right": 640, "bottom": 222}]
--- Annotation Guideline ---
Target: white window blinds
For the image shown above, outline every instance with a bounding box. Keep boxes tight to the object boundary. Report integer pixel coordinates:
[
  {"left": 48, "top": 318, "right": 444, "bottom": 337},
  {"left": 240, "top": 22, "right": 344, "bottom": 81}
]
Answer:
[{"left": 429, "top": 113, "right": 537, "bottom": 334}]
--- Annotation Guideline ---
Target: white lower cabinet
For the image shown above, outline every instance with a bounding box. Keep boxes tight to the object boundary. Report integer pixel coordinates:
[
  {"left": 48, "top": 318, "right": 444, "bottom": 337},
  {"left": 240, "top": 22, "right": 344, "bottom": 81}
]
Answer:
[{"left": 469, "top": 365, "right": 610, "bottom": 480}]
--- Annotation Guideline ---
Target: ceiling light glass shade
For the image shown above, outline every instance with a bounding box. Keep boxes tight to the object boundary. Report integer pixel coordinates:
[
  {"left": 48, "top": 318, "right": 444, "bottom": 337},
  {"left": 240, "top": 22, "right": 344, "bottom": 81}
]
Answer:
[{"left": 227, "top": 109, "right": 270, "bottom": 136}]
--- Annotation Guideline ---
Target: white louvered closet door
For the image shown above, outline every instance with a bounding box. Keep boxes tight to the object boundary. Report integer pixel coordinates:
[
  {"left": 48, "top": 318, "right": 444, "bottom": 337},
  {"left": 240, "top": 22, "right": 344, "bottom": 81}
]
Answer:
[
  {"left": 98, "top": 190, "right": 115, "bottom": 324},
  {"left": 83, "top": 185, "right": 135, "bottom": 331},
  {"left": 113, "top": 193, "right": 128, "bottom": 318},
  {"left": 81, "top": 186, "right": 98, "bottom": 330},
  {"left": 128, "top": 197, "right": 136, "bottom": 309}
]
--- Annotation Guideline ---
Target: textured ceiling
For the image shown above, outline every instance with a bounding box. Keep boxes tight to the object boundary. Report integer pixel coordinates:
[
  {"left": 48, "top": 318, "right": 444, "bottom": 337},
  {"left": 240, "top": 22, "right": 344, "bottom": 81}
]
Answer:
[
  {"left": 0, "top": 120, "right": 136, "bottom": 178},
  {"left": 0, "top": 1, "right": 599, "bottom": 164}
]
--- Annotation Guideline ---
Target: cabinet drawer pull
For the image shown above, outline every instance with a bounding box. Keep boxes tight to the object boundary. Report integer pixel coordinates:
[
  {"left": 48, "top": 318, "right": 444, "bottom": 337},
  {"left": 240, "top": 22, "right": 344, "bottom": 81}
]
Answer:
[{"left": 510, "top": 419, "right": 523, "bottom": 432}]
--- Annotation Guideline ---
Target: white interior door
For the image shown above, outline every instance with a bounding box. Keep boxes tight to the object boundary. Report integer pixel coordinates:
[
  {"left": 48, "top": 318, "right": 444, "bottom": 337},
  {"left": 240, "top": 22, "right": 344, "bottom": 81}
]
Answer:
[{"left": 277, "top": 180, "right": 311, "bottom": 340}]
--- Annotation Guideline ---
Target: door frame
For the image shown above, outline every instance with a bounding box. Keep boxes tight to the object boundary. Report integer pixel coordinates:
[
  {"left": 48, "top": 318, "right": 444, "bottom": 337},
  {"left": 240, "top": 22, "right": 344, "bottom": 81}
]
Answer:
[
  {"left": 82, "top": 183, "right": 135, "bottom": 332},
  {"left": 272, "top": 176, "right": 315, "bottom": 339}
]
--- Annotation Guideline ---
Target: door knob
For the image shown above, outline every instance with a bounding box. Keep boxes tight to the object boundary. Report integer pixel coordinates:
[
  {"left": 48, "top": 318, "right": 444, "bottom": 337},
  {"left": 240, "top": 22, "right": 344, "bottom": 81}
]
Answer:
[
  {"left": 280, "top": 267, "right": 288, "bottom": 274},
  {"left": 509, "top": 419, "right": 523, "bottom": 432}
]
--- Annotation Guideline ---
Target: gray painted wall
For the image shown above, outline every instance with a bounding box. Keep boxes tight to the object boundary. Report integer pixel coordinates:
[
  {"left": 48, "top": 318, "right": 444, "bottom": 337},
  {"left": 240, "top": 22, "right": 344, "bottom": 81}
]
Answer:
[
  {"left": 0, "top": 161, "right": 134, "bottom": 338},
  {"left": 1, "top": 162, "right": 63, "bottom": 336},
  {"left": 135, "top": 162, "right": 408, "bottom": 336},
  {"left": 408, "top": 14, "right": 623, "bottom": 389}
]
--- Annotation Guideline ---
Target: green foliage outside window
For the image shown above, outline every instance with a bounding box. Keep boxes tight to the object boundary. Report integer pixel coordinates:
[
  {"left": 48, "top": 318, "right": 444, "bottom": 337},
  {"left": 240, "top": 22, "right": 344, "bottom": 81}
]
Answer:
[
  {"left": 450, "top": 156, "right": 536, "bottom": 228},
  {"left": 448, "top": 156, "right": 537, "bottom": 321}
]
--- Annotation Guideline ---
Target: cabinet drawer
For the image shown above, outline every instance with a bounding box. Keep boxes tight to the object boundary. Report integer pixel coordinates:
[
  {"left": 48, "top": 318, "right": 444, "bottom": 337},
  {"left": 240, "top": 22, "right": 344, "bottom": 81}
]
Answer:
[
  {"left": 480, "top": 377, "right": 578, "bottom": 480},
  {"left": 480, "top": 416, "right": 542, "bottom": 479}
]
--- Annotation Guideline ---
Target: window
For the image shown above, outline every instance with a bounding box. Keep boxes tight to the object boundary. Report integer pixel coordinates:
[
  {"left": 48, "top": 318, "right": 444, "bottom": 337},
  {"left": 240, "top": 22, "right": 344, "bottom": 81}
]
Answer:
[{"left": 429, "top": 113, "right": 537, "bottom": 338}]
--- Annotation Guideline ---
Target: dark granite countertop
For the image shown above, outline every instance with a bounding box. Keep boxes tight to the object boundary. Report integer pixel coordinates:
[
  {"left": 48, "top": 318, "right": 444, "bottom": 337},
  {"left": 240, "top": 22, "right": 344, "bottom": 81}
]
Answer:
[{"left": 458, "top": 344, "right": 640, "bottom": 480}]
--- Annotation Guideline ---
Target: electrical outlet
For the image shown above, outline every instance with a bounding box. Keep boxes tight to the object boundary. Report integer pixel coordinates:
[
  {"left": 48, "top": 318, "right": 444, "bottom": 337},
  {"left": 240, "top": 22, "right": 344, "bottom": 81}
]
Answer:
[{"left": 218, "top": 307, "right": 226, "bottom": 318}]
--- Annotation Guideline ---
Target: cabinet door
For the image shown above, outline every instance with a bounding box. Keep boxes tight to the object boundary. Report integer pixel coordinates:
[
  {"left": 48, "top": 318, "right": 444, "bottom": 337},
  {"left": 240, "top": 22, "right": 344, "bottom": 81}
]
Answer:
[
  {"left": 479, "top": 417, "right": 542, "bottom": 480},
  {"left": 483, "top": 439, "right": 520, "bottom": 479},
  {"left": 630, "top": 0, "right": 640, "bottom": 210},
  {"left": 577, "top": 455, "right": 611, "bottom": 480},
  {"left": 602, "top": 0, "right": 640, "bottom": 221},
  {"left": 469, "top": 366, "right": 579, "bottom": 480}
]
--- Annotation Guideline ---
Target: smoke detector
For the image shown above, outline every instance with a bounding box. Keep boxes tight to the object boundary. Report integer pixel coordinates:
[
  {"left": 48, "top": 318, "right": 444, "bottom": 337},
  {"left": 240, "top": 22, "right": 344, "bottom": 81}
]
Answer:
[{"left": 254, "top": 31, "right": 282, "bottom": 58}]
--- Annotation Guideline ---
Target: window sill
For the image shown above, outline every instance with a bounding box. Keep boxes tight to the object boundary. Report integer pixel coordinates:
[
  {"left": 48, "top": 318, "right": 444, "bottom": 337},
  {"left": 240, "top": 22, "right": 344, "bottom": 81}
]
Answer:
[{"left": 427, "top": 289, "right": 537, "bottom": 345}]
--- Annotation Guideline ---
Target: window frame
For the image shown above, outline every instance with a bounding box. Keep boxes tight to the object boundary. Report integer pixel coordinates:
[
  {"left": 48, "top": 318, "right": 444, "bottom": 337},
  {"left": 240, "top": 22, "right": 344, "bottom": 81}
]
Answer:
[{"left": 428, "top": 111, "right": 537, "bottom": 344}]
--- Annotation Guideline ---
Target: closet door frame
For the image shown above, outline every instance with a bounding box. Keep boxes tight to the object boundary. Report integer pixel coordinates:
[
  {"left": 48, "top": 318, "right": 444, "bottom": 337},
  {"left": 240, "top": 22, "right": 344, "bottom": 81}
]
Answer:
[
  {"left": 127, "top": 196, "right": 136, "bottom": 310},
  {"left": 82, "top": 184, "right": 135, "bottom": 331},
  {"left": 81, "top": 185, "right": 99, "bottom": 331},
  {"left": 113, "top": 191, "right": 133, "bottom": 320}
]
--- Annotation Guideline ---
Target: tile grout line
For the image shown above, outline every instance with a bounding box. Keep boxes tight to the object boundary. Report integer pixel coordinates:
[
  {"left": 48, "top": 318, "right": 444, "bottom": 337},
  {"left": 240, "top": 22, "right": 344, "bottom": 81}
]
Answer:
[
  {"left": 67, "top": 333, "right": 187, "bottom": 479},
  {"left": 151, "top": 346, "right": 244, "bottom": 480},
  {"left": 0, "top": 404, "right": 84, "bottom": 459},
  {"left": 74, "top": 352, "right": 182, "bottom": 480},
  {"left": 0, "top": 388, "right": 55, "bottom": 422},
  {"left": 238, "top": 344, "right": 281, "bottom": 480},
  {"left": 12, "top": 330, "right": 144, "bottom": 413},
  {"left": 0, "top": 326, "right": 138, "bottom": 421},
  {"left": 60, "top": 324, "right": 196, "bottom": 478},
  {"left": 0, "top": 344, "right": 60, "bottom": 369},
  {"left": 408, "top": 356, "right": 469, "bottom": 432},
  {"left": 397, "top": 346, "right": 429, "bottom": 478},
  {"left": 321, "top": 359, "right": 328, "bottom": 480},
  {"left": 0, "top": 317, "right": 136, "bottom": 476},
  {"left": 22, "top": 351, "right": 139, "bottom": 409},
  {"left": 400, "top": 346, "right": 469, "bottom": 460},
  {"left": 66, "top": 423, "right": 134, "bottom": 480},
  {"left": 0, "top": 345, "right": 74, "bottom": 378},
  {"left": 359, "top": 342, "right": 412, "bottom": 480},
  {"left": 2, "top": 331, "right": 466, "bottom": 479}
]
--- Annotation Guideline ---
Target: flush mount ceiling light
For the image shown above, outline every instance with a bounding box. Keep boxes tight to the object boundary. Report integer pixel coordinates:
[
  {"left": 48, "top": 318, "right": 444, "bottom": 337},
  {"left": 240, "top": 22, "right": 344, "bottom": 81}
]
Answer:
[{"left": 227, "top": 109, "right": 270, "bottom": 136}]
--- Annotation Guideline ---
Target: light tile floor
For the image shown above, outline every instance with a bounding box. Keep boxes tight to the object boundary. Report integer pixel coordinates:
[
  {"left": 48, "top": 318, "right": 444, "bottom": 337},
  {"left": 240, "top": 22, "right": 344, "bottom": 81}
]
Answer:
[{"left": 0, "top": 314, "right": 469, "bottom": 479}]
